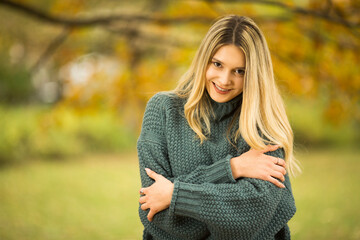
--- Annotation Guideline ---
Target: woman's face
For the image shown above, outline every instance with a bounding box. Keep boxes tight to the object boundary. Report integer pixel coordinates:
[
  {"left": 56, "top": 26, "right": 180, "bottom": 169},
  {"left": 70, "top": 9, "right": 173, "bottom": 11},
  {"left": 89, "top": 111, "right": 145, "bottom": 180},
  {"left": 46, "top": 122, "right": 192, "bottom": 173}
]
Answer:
[{"left": 205, "top": 44, "right": 246, "bottom": 103}]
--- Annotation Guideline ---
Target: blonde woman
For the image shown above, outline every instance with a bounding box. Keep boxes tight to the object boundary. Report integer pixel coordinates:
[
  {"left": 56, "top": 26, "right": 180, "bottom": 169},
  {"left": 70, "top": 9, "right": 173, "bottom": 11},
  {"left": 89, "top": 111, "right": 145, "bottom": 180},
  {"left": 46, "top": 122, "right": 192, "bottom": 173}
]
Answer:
[{"left": 137, "top": 15, "right": 299, "bottom": 239}]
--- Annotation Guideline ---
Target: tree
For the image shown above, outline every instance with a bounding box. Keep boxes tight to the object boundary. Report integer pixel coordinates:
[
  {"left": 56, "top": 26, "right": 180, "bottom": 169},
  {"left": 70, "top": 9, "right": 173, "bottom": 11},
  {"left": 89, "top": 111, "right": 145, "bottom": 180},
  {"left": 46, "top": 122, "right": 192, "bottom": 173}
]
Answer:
[{"left": 0, "top": 0, "right": 359, "bottom": 128}]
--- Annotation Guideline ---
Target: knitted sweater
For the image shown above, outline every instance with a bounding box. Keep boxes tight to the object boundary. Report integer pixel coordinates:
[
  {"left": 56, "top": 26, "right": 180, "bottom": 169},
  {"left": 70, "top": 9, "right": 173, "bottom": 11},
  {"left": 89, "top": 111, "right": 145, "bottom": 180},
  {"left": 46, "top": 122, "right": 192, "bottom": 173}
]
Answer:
[{"left": 137, "top": 92, "right": 296, "bottom": 240}]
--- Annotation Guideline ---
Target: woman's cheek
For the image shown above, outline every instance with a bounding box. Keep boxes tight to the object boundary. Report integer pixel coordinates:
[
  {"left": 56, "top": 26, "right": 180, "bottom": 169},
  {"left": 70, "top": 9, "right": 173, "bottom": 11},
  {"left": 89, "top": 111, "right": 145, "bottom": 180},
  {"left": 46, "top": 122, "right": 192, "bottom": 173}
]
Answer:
[{"left": 206, "top": 66, "right": 217, "bottom": 80}]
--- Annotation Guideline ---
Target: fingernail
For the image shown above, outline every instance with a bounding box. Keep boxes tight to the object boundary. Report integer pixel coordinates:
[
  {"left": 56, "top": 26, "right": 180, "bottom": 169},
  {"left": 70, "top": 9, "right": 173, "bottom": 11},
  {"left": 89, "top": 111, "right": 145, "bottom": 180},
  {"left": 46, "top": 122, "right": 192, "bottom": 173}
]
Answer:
[{"left": 145, "top": 168, "right": 151, "bottom": 174}]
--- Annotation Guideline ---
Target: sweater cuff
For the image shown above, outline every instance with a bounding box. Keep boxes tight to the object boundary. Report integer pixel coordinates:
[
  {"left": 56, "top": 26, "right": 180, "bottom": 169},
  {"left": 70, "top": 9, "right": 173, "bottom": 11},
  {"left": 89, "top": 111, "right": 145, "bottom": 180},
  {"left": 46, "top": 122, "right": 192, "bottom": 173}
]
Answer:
[
  {"left": 205, "top": 154, "right": 236, "bottom": 184},
  {"left": 169, "top": 180, "right": 202, "bottom": 218}
]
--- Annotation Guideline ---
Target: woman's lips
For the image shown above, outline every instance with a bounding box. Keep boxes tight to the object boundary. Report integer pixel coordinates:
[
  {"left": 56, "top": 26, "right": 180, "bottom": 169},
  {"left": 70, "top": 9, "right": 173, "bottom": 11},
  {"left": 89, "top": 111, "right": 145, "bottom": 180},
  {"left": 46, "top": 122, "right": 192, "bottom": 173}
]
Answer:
[{"left": 212, "top": 82, "right": 231, "bottom": 94}]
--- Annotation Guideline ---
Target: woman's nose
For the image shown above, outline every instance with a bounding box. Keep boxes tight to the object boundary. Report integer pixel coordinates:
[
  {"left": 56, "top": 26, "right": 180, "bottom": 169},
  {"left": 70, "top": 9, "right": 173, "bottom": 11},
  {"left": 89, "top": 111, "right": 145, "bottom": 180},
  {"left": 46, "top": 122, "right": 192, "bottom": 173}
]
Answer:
[{"left": 218, "top": 70, "right": 232, "bottom": 86}]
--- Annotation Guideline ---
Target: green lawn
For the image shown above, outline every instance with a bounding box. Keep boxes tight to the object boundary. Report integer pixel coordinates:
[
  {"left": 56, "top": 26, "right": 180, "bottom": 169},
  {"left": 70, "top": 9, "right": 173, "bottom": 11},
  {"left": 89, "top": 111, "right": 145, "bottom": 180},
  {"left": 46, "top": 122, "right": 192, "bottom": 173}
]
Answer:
[
  {"left": 0, "top": 149, "right": 359, "bottom": 240},
  {"left": 0, "top": 153, "right": 143, "bottom": 240},
  {"left": 289, "top": 148, "right": 360, "bottom": 240}
]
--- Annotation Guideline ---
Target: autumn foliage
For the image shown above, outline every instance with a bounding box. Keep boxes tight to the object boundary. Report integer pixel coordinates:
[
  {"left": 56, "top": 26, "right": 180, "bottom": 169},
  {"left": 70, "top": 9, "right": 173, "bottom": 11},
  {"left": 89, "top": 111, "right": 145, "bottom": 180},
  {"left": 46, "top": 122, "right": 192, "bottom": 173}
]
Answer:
[{"left": 0, "top": 0, "right": 359, "bottom": 130}]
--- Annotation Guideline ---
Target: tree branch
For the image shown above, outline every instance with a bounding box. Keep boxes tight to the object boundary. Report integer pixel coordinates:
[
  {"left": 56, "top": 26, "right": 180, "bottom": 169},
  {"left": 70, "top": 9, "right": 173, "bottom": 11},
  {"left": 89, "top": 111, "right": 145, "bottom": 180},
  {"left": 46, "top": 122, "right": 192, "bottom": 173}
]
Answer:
[
  {"left": 1, "top": 0, "right": 359, "bottom": 30},
  {"left": 190, "top": 0, "right": 360, "bottom": 29},
  {"left": 0, "top": 0, "right": 213, "bottom": 27},
  {"left": 104, "top": 26, "right": 191, "bottom": 48},
  {"left": 31, "top": 27, "right": 70, "bottom": 73}
]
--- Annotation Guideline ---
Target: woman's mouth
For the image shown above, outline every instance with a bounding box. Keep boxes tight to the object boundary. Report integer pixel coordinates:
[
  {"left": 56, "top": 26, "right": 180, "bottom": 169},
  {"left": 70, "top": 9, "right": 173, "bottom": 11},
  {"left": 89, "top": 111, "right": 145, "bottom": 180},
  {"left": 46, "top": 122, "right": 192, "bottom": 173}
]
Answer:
[{"left": 213, "top": 82, "right": 231, "bottom": 94}]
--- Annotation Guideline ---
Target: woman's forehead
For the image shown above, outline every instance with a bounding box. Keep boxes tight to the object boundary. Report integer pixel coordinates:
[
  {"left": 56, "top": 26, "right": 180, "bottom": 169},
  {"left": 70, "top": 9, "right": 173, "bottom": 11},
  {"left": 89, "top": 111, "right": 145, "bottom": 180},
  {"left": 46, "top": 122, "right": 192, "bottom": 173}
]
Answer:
[{"left": 212, "top": 45, "right": 246, "bottom": 68}]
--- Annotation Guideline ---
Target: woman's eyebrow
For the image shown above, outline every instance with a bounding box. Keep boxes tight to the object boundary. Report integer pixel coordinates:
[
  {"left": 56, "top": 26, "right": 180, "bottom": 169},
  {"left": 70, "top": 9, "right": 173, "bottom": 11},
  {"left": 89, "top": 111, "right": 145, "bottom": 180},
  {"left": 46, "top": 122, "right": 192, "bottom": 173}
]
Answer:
[
  {"left": 212, "top": 57, "right": 223, "bottom": 64},
  {"left": 212, "top": 57, "right": 245, "bottom": 69}
]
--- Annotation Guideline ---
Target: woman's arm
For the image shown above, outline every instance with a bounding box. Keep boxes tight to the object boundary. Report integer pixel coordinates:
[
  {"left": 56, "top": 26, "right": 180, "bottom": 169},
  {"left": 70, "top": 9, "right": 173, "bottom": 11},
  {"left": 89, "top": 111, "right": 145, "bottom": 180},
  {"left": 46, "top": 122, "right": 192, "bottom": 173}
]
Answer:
[
  {"left": 171, "top": 172, "right": 295, "bottom": 239},
  {"left": 138, "top": 140, "right": 293, "bottom": 237},
  {"left": 139, "top": 137, "right": 286, "bottom": 221},
  {"left": 170, "top": 147, "right": 295, "bottom": 239},
  {"left": 139, "top": 144, "right": 295, "bottom": 239},
  {"left": 140, "top": 143, "right": 287, "bottom": 221}
]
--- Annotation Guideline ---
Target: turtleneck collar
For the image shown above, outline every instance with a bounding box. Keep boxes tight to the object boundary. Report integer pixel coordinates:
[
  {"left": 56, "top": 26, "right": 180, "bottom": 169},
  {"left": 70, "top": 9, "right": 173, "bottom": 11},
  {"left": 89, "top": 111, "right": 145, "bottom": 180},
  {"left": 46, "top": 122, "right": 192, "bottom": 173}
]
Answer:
[{"left": 207, "top": 92, "right": 243, "bottom": 121}]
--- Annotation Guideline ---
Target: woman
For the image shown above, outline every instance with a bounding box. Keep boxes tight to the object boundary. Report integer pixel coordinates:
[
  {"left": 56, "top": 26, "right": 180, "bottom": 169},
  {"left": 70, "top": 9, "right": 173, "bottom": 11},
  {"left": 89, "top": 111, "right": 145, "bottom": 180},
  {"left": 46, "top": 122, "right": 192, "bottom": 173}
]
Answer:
[{"left": 137, "top": 15, "right": 300, "bottom": 239}]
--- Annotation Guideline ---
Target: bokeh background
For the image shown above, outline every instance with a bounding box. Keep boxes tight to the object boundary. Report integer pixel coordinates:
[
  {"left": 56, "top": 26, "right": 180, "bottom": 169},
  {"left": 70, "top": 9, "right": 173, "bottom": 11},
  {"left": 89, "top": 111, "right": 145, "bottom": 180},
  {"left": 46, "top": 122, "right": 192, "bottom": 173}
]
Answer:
[{"left": 0, "top": 0, "right": 359, "bottom": 239}]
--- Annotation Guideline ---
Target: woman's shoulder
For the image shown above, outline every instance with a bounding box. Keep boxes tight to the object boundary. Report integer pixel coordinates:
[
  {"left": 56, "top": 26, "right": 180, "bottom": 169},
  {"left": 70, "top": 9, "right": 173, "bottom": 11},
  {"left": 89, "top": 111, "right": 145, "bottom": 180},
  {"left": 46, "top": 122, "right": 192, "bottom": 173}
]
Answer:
[
  {"left": 146, "top": 91, "right": 185, "bottom": 112},
  {"left": 141, "top": 92, "right": 185, "bottom": 139}
]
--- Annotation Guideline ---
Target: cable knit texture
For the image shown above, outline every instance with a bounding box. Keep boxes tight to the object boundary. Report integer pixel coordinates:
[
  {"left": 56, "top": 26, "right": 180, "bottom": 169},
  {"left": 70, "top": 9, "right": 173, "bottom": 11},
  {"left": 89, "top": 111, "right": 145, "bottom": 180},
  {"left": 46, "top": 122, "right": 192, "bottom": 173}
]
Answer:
[{"left": 137, "top": 92, "right": 296, "bottom": 240}]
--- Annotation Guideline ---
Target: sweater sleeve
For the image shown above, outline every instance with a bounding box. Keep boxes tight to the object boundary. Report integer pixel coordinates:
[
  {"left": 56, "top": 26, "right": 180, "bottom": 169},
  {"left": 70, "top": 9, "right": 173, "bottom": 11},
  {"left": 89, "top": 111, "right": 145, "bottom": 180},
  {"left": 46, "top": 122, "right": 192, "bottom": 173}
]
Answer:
[
  {"left": 138, "top": 93, "right": 237, "bottom": 239},
  {"left": 169, "top": 148, "right": 296, "bottom": 239}
]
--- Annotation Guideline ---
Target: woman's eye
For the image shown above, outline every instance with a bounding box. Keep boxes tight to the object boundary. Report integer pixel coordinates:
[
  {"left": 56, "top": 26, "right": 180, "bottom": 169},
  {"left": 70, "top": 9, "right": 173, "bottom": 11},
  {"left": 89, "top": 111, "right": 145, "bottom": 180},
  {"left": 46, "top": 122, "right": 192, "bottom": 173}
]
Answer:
[
  {"left": 213, "top": 62, "right": 221, "bottom": 67},
  {"left": 235, "top": 69, "right": 245, "bottom": 75}
]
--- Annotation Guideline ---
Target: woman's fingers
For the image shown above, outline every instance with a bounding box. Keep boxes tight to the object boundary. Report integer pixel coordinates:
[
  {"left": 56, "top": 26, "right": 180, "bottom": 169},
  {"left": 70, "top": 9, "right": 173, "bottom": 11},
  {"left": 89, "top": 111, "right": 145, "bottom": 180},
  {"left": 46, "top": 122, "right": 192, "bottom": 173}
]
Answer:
[
  {"left": 267, "top": 176, "right": 285, "bottom": 188},
  {"left": 273, "top": 164, "right": 286, "bottom": 176},
  {"left": 147, "top": 209, "right": 156, "bottom": 222},
  {"left": 145, "top": 168, "right": 156, "bottom": 179},
  {"left": 140, "top": 203, "right": 149, "bottom": 211},
  {"left": 139, "top": 196, "right": 146, "bottom": 204},
  {"left": 139, "top": 170, "right": 173, "bottom": 222},
  {"left": 145, "top": 168, "right": 164, "bottom": 181},
  {"left": 272, "top": 170, "right": 285, "bottom": 182},
  {"left": 140, "top": 200, "right": 157, "bottom": 221},
  {"left": 273, "top": 157, "right": 286, "bottom": 168},
  {"left": 261, "top": 144, "right": 280, "bottom": 153},
  {"left": 238, "top": 147, "right": 287, "bottom": 188}
]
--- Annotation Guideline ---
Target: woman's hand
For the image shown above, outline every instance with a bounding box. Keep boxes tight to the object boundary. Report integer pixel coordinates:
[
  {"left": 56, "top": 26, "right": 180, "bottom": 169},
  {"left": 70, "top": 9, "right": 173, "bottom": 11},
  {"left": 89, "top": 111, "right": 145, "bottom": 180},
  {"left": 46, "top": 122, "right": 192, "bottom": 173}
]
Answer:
[
  {"left": 139, "top": 168, "right": 174, "bottom": 222},
  {"left": 230, "top": 145, "right": 287, "bottom": 188}
]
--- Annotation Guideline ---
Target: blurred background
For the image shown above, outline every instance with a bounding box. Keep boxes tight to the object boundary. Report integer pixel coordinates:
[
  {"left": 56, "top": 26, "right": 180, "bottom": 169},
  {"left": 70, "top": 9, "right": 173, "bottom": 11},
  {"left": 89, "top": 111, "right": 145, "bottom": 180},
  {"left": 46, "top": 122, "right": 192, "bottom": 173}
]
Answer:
[{"left": 0, "top": 0, "right": 359, "bottom": 239}]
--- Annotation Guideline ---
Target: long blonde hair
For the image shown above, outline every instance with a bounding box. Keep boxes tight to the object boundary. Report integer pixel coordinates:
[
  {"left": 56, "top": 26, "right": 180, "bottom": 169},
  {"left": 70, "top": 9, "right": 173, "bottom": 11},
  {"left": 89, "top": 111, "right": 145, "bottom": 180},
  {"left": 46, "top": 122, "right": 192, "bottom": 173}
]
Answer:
[{"left": 173, "top": 15, "right": 300, "bottom": 176}]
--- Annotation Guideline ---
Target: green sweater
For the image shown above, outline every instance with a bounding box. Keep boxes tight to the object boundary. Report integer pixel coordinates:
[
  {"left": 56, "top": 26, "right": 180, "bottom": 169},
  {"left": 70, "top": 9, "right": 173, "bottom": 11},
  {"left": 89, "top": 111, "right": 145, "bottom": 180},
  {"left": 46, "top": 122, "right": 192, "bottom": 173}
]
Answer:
[{"left": 137, "top": 92, "right": 296, "bottom": 240}]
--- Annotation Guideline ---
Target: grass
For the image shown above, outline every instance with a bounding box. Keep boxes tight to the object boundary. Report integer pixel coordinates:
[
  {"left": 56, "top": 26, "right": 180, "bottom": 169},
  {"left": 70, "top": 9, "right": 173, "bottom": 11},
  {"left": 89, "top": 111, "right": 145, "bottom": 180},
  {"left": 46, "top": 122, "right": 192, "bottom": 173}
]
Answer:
[
  {"left": 289, "top": 148, "right": 360, "bottom": 240},
  {"left": 0, "top": 149, "right": 359, "bottom": 240},
  {"left": 0, "top": 153, "right": 143, "bottom": 240}
]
